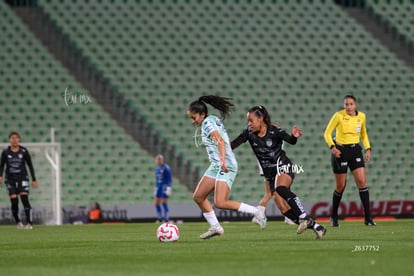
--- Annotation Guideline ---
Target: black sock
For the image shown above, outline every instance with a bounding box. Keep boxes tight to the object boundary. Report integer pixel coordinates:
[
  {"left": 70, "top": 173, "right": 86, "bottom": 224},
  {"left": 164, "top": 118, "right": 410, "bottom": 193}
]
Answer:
[
  {"left": 10, "top": 197, "right": 20, "bottom": 223},
  {"left": 276, "top": 186, "right": 306, "bottom": 217},
  {"left": 332, "top": 191, "right": 342, "bottom": 218},
  {"left": 283, "top": 209, "right": 300, "bottom": 225},
  {"left": 20, "top": 195, "right": 32, "bottom": 225},
  {"left": 359, "top": 188, "right": 371, "bottom": 220}
]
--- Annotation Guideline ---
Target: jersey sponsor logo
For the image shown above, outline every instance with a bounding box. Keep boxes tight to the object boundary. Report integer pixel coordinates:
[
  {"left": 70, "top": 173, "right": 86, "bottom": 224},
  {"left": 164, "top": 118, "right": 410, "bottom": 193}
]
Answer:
[
  {"left": 356, "top": 126, "right": 361, "bottom": 133},
  {"left": 205, "top": 125, "right": 213, "bottom": 133},
  {"left": 266, "top": 139, "right": 273, "bottom": 147},
  {"left": 215, "top": 119, "right": 222, "bottom": 127},
  {"left": 18, "top": 154, "right": 23, "bottom": 159}
]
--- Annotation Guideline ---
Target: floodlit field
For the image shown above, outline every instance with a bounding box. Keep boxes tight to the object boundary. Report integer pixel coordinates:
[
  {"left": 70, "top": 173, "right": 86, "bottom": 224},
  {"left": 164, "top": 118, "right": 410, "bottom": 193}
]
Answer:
[{"left": 0, "top": 220, "right": 413, "bottom": 276}]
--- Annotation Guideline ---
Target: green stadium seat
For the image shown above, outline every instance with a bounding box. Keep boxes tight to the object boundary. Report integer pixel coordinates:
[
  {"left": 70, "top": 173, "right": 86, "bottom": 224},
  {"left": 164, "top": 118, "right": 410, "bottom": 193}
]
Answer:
[{"left": 3, "top": 0, "right": 410, "bottom": 205}]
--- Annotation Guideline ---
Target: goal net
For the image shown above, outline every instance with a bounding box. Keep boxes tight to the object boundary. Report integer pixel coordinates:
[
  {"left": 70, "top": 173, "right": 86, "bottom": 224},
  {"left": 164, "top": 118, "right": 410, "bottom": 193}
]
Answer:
[{"left": 0, "top": 142, "right": 62, "bottom": 225}]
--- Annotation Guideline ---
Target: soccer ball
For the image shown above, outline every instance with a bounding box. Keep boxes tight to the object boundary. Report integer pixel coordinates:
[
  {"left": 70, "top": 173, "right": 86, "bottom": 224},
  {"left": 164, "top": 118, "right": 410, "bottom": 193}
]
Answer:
[{"left": 156, "top": 223, "right": 180, "bottom": 242}]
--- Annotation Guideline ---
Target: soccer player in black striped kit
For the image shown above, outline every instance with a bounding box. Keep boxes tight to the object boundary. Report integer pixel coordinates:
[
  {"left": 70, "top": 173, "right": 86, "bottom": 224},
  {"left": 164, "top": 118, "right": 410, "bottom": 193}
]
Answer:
[
  {"left": 0, "top": 132, "right": 38, "bottom": 229},
  {"left": 232, "top": 105, "right": 327, "bottom": 239}
]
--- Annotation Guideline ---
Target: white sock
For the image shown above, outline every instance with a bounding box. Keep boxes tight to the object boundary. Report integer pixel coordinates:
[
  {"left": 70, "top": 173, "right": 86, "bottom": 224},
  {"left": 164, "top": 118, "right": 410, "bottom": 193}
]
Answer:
[
  {"left": 203, "top": 210, "right": 220, "bottom": 227},
  {"left": 257, "top": 206, "right": 266, "bottom": 212},
  {"left": 238, "top": 203, "right": 258, "bottom": 215},
  {"left": 313, "top": 222, "right": 321, "bottom": 230}
]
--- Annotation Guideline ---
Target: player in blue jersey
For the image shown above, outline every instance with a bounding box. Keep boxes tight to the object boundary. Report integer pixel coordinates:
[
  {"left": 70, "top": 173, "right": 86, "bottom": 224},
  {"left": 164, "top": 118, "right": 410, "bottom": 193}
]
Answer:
[
  {"left": 154, "top": 154, "right": 172, "bottom": 222},
  {"left": 0, "top": 132, "right": 38, "bottom": 229},
  {"left": 231, "top": 105, "right": 327, "bottom": 239},
  {"left": 187, "top": 95, "right": 267, "bottom": 239}
]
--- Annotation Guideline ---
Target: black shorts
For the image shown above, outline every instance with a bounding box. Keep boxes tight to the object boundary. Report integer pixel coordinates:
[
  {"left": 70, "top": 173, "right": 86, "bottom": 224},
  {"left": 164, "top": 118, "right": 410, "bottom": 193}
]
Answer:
[
  {"left": 265, "top": 155, "right": 295, "bottom": 193},
  {"left": 331, "top": 143, "right": 365, "bottom": 174},
  {"left": 5, "top": 179, "right": 30, "bottom": 195}
]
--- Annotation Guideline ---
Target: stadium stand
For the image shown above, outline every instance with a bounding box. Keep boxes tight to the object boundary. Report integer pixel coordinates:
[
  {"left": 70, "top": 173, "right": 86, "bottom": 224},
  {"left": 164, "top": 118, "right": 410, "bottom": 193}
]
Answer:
[
  {"left": 0, "top": 0, "right": 192, "bottom": 207},
  {"left": 2, "top": 0, "right": 414, "bottom": 206},
  {"left": 366, "top": 0, "right": 414, "bottom": 43}
]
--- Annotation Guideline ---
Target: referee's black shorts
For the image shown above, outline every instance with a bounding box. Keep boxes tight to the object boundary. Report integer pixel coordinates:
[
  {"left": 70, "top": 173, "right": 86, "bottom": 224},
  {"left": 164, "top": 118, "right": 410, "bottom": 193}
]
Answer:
[{"left": 331, "top": 143, "right": 365, "bottom": 174}]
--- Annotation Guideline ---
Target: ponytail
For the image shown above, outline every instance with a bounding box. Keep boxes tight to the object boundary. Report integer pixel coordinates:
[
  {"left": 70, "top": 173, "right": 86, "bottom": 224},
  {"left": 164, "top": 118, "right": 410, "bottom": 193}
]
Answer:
[{"left": 188, "top": 95, "right": 234, "bottom": 120}]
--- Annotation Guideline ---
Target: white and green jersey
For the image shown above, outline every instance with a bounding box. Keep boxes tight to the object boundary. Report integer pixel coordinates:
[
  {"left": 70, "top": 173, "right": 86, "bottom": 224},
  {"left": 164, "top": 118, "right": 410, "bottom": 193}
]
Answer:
[{"left": 201, "top": 115, "right": 238, "bottom": 171}]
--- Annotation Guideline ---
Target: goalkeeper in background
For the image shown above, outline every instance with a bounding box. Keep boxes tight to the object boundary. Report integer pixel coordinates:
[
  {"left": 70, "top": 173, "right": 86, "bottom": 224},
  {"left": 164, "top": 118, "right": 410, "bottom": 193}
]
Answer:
[
  {"left": 0, "top": 132, "right": 38, "bottom": 229},
  {"left": 154, "top": 154, "right": 172, "bottom": 222}
]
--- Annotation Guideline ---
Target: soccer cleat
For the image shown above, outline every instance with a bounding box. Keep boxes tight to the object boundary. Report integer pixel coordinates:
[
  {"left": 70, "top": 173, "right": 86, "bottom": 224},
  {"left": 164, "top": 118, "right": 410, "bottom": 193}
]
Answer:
[
  {"left": 17, "top": 222, "right": 24, "bottom": 229},
  {"left": 284, "top": 216, "right": 295, "bottom": 225},
  {"left": 297, "top": 216, "right": 314, "bottom": 234},
  {"left": 199, "top": 226, "right": 224, "bottom": 239},
  {"left": 252, "top": 207, "right": 267, "bottom": 230},
  {"left": 313, "top": 225, "right": 327, "bottom": 240},
  {"left": 25, "top": 224, "right": 33, "bottom": 230},
  {"left": 330, "top": 216, "right": 340, "bottom": 227},
  {"left": 364, "top": 218, "right": 376, "bottom": 226}
]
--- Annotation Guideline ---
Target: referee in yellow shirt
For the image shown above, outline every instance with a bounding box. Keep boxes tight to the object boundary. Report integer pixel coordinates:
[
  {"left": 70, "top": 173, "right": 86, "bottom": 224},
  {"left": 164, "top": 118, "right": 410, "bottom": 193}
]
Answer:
[{"left": 324, "top": 95, "right": 375, "bottom": 227}]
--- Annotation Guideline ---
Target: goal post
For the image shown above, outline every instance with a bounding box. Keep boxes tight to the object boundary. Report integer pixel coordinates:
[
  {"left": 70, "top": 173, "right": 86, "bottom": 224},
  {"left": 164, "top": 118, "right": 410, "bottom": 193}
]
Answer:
[{"left": 0, "top": 142, "right": 62, "bottom": 225}]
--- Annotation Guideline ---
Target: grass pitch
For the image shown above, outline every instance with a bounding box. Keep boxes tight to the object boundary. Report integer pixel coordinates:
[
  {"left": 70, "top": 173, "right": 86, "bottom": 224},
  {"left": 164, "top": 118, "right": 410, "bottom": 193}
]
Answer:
[{"left": 0, "top": 220, "right": 413, "bottom": 276}]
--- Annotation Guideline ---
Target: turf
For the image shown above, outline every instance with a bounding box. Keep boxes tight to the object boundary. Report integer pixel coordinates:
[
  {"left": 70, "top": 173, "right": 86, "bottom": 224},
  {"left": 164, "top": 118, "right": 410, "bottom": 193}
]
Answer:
[{"left": 0, "top": 220, "right": 413, "bottom": 276}]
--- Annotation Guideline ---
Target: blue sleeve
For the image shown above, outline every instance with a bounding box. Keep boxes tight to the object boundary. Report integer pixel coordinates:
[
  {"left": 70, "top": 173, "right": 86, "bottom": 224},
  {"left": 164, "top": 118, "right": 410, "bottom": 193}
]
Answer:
[{"left": 165, "top": 165, "right": 172, "bottom": 186}]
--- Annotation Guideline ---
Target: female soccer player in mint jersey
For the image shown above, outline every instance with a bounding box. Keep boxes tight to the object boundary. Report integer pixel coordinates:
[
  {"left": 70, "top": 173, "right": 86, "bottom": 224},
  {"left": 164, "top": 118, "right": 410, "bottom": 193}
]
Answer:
[
  {"left": 231, "top": 105, "right": 327, "bottom": 239},
  {"left": 324, "top": 95, "right": 375, "bottom": 227},
  {"left": 187, "top": 95, "right": 267, "bottom": 239}
]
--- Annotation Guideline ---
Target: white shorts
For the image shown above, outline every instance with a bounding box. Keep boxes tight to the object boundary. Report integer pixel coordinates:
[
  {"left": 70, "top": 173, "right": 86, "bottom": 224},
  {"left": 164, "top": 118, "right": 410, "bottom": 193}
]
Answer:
[{"left": 203, "top": 164, "right": 237, "bottom": 189}]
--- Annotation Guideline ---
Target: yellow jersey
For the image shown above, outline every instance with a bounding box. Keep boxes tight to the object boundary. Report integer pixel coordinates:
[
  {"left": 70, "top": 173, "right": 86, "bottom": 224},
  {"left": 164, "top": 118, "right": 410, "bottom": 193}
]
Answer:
[{"left": 324, "top": 109, "right": 371, "bottom": 150}]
